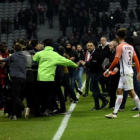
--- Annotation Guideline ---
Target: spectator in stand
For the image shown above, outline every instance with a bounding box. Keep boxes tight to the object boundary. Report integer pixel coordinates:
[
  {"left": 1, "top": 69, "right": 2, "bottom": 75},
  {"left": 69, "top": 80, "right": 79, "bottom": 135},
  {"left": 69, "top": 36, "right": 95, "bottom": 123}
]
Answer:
[
  {"left": 54, "top": 0, "right": 59, "bottom": 15},
  {"left": 101, "top": 11, "right": 108, "bottom": 35},
  {"left": 109, "top": 28, "right": 116, "bottom": 41},
  {"left": 120, "top": 10, "right": 126, "bottom": 24},
  {"left": 108, "top": 11, "right": 115, "bottom": 30},
  {"left": 135, "top": 5, "right": 140, "bottom": 22},
  {"left": 127, "top": 22, "right": 137, "bottom": 36},
  {"left": 18, "top": 8, "right": 25, "bottom": 29},
  {"left": 59, "top": 12, "right": 68, "bottom": 36},
  {"left": 91, "top": 17, "right": 98, "bottom": 34},
  {"left": 30, "top": 5, "right": 38, "bottom": 25},
  {"left": 92, "top": 10, "right": 100, "bottom": 25},
  {"left": 114, "top": 7, "right": 121, "bottom": 24},
  {"left": 120, "top": 0, "right": 128, "bottom": 11},
  {"left": 27, "top": 21, "right": 33, "bottom": 40},
  {"left": 14, "top": 14, "right": 19, "bottom": 30},
  {"left": 129, "top": 9, "right": 136, "bottom": 22},
  {"left": 137, "top": 0, "right": 140, "bottom": 6},
  {"left": 7, "top": 18, "right": 13, "bottom": 34},
  {"left": 37, "top": 2, "right": 45, "bottom": 25},
  {"left": 1, "top": 18, "right": 7, "bottom": 34},
  {"left": 46, "top": 7, "right": 54, "bottom": 28}
]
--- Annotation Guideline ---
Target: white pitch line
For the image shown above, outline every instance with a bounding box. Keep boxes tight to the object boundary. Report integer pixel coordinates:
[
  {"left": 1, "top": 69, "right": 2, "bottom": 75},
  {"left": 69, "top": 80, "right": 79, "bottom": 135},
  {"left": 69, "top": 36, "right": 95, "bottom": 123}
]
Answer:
[{"left": 52, "top": 80, "right": 86, "bottom": 140}]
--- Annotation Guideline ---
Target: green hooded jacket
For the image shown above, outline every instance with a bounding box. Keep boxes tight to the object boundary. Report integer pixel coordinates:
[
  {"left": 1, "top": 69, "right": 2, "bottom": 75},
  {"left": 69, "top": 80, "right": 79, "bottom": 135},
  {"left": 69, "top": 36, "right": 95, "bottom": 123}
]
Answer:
[{"left": 33, "top": 46, "right": 78, "bottom": 81}]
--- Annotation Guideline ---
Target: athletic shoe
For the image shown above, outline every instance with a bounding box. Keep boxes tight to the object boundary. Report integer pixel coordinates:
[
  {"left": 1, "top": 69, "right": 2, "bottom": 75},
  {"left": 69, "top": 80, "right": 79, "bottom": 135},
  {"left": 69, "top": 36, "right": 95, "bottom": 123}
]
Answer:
[
  {"left": 133, "top": 113, "right": 140, "bottom": 117},
  {"left": 131, "top": 107, "right": 138, "bottom": 111},
  {"left": 24, "top": 107, "right": 30, "bottom": 119},
  {"left": 101, "top": 100, "right": 109, "bottom": 109},
  {"left": 105, "top": 113, "right": 117, "bottom": 118},
  {"left": 9, "top": 115, "right": 17, "bottom": 120},
  {"left": 83, "top": 93, "right": 88, "bottom": 97}
]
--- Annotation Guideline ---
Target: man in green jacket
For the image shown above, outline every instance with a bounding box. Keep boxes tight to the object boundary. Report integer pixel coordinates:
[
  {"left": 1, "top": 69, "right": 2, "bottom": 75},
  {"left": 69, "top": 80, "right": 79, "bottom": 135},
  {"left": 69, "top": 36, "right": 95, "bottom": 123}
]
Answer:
[{"left": 33, "top": 39, "right": 78, "bottom": 116}]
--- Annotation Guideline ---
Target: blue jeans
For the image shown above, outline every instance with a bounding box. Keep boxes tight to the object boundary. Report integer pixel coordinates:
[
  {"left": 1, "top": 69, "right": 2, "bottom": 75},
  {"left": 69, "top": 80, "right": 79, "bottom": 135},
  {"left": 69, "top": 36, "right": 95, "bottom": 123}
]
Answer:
[
  {"left": 76, "top": 66, "right": 84, "bottom": 89},
  {"left": 120, "top": 66, "right": 140, "bottom": 109},
  {"left": 69, "top": 70, "right": 77, "bottom": 92},
  {"left": 90, "top": 73, "right": 106, "bottom": 108}
]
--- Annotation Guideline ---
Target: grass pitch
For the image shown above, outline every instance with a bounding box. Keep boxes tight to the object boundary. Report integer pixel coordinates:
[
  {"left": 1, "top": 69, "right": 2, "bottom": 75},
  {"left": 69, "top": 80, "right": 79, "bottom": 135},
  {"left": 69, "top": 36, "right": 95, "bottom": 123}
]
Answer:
[{"left": 0, "top": 75, "right": 140, "bottom": 140}]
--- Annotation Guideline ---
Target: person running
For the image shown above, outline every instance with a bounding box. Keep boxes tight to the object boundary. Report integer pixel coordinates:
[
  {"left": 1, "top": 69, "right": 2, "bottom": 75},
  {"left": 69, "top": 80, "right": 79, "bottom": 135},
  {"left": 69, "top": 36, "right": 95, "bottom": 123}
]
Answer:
[{"left": 104, "top": 28, "right": 140, "bottom": 118}]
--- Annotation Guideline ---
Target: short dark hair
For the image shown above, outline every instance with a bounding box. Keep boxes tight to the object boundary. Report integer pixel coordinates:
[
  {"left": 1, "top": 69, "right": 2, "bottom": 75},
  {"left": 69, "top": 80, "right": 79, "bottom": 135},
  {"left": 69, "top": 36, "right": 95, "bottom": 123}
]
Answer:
[
  {"left": 87, "top": 41, "right": 95, "bottom": 45},
  {"left": 14, "top": 43, "right": 22, "bottom": 52},
  {"left": 30, "top": 39, "right": 39, "bottom": 48},
  {"left": 26, "top": 44, "right": 33, "bottom": 50},
  {"left": 116, "top": 28, "right": 127, "bottom": 39},
  {"left": 43, "top": 39, "right": 53, "bottom": 47}
]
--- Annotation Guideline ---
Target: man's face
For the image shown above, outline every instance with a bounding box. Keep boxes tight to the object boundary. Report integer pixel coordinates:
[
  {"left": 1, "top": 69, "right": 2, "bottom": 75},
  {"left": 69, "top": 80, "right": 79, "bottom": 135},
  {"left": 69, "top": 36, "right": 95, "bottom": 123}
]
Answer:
[
  {"left": 66, "top": 44, "right": 71, "bottom": 49},
  {"left": 100, "top": 37, "right": 107, "bottom": 46},
  {"left": 109, "top": 42, "right": 115, "bottom": 51},
  {"left": 35, "top": 43, "right": 42, "bottom": 51},
  {"left": 77, "top": 45, "right": 82, "bottom": 51},
  {"left": 87, "top": 43, "right": 95, "bottom": 51}
]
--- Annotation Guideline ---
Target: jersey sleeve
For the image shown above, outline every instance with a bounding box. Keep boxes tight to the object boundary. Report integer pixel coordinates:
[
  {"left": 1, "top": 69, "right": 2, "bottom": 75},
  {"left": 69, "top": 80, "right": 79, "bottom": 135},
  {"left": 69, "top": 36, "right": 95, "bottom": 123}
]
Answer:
[
  {"left": 133, "top": 50, "right": 137, "bottom": 56},
  {"left": 115, "top": 44, "right": 123, "bottom": 58}
]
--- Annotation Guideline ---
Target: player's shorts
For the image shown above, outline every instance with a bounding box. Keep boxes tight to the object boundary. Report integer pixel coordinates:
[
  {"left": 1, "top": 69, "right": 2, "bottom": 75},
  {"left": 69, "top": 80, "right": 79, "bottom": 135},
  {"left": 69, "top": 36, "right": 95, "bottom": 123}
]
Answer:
[{"left": 118, "top": 73, "right": 133, "bottom": 91}]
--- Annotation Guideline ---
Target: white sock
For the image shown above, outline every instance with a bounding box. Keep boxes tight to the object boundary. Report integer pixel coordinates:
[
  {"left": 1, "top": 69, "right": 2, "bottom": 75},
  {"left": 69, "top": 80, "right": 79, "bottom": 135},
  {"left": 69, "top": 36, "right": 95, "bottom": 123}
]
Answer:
[
  {"left": 113, "top": 95, "right": 123, "bottom": 114},
  {"left": 133, "top": 95, "right": 140, "bottom": 112}
]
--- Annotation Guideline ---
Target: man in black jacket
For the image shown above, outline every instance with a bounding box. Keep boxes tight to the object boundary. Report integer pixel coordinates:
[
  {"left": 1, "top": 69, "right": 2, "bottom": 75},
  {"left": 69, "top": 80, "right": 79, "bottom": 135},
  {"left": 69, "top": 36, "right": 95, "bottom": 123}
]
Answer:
[
  {"left": 80, "top": 41, "right": 108, "bottom": 110},
  {"left": 65, "top": 42, "right": 79, "bottom": 99},
  {"left": 104, "top": 40, "right": 120, "bottom": 108},
  {"left": 98, "top": 37, "right": 110, "bottom": 96}
]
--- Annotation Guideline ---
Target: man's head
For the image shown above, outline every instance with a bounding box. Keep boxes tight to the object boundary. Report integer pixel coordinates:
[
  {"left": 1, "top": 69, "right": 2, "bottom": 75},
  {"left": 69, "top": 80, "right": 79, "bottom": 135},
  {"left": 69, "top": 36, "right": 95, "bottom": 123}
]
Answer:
[
  {"left": 100, "top": 37, "right": 107, "bottom": 46},
  {"left": 14, "top": 43, "right": 22, "bottom": 52},
  {"left": 87, "top": 41, "right": 95, "bottom": 51},
  {"left": 31, "top": 39, "right": 42, "bottom": 51},
  {"left": 109, "top": 40, "right": 118, "bottom": 51},
  {"left": 43, "top": 39, "right": 53, "bottom": 47},
  {"left": 116, "top": 28, "right": 127, "bottom": 40},
  {"left": 77, "top": 45, "right": 82, "bottom": 51},
  {"left": 65, "top": 43, "right": 72, "bottom": 49}
]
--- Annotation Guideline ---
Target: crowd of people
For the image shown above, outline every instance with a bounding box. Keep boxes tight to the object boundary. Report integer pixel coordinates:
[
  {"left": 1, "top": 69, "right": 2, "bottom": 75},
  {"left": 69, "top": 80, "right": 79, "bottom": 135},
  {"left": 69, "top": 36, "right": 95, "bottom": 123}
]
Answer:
[
  {"left": 0, "top": 26, "right": 140, "bottom": 120},
  {"left": 0, "top": 0, "right": 140, "bottom": 120}
]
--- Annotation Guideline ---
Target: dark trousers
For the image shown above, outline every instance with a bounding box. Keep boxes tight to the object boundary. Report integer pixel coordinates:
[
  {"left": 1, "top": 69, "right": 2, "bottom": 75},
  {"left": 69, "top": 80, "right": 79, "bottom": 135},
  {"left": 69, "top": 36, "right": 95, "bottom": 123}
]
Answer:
[
  {"left": 90, "top": 73, "right": 106, "bottom": 108},
  {"left": 85, "top": 70, "right": 91, "bottom": 94},
  {"left": 38, "top": 81, "right": 55, "bottom": 112},
  {"left": 99, "top": 74, "right": 109, "bottom": 94},
  {"left": 109, "top": 80, "right": 118, "bottom": 108},
  {"left": 62, "top": 73, "right": 77, "bottom": 101},
  {"left": 0, "top": 77, "right": 10, "bottom": 109},
  {"left": 54, "top": 77, "right": 66, "bottom": 112},
  {"left": 11, "top": 77, "right": 26, "bottom": 116}
]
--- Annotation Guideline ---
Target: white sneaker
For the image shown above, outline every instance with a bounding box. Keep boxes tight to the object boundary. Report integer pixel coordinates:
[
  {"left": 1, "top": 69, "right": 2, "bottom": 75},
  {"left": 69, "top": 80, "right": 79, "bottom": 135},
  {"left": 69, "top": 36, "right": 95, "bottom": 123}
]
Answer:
[
  {"left": 24, "top": 107, "right": 30, "bottom": 119},
  {"left": 105, "top": 113, "right": 117, "bottom": 118},
  {"left": 133, "top": 113, "right": 140, "bottom": 117}
]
